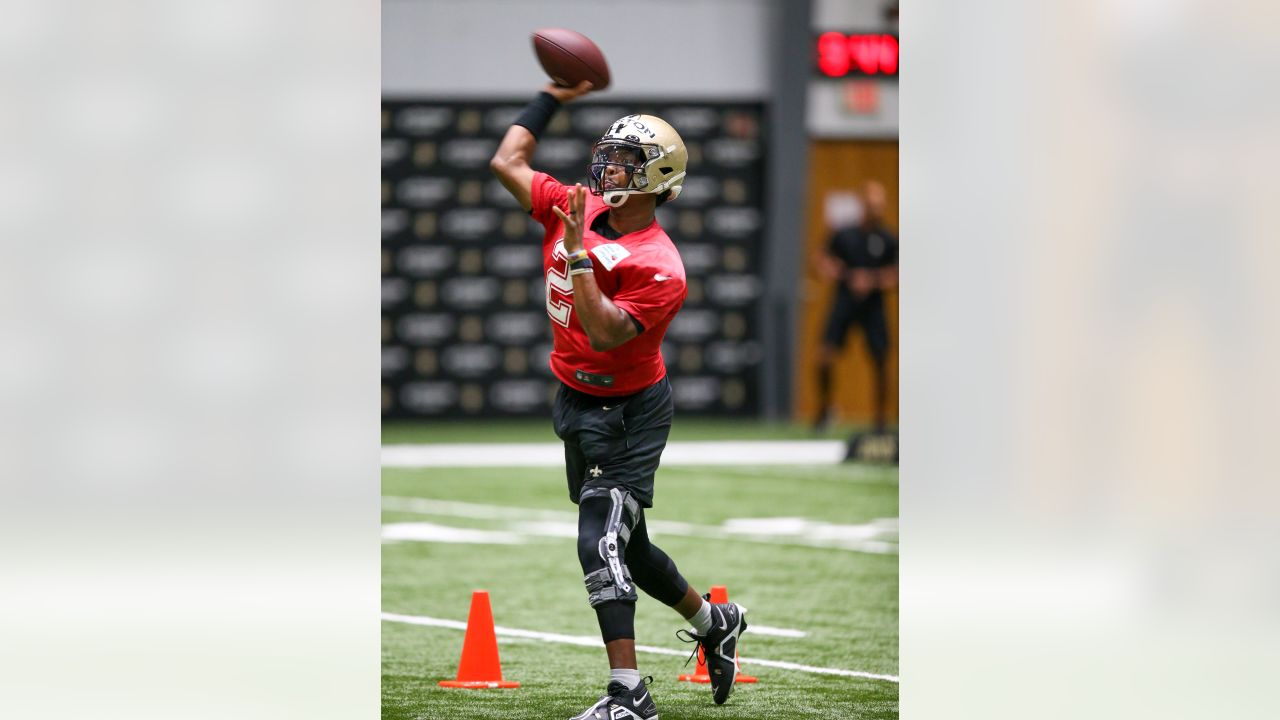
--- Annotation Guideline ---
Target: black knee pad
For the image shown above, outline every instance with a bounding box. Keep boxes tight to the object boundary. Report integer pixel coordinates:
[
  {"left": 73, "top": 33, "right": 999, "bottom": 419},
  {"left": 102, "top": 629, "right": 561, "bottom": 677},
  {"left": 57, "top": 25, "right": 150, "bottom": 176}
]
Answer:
[
  {"left": 579, "top": 487, "right": 640, "bottom": 607},
  {"left": 593, "top": 600, "right": 635, "bottom": 643}
]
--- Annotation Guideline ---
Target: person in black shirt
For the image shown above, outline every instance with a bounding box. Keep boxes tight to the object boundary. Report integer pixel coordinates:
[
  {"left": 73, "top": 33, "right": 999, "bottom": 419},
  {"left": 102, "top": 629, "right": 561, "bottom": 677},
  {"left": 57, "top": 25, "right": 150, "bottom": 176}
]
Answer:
[{"left": 814, "top": 181, "right": 899, "bottom": 433}]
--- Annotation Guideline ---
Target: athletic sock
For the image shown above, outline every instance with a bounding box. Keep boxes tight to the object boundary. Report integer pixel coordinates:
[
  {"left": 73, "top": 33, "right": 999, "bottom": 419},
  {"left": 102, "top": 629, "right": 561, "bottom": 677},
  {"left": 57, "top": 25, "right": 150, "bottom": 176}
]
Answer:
[
  {"left": 690, "top": 599, "right": 714, "bottom": 635},
  {"left": 610, "top": 668, "right": 642, "bottom": 690}
]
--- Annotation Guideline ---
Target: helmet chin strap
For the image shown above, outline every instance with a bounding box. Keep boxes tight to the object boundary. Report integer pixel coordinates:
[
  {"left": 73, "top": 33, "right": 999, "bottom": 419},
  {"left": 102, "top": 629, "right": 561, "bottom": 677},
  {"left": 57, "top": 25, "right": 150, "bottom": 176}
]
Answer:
[{"left": 602, "top": 190, "right": 631, "bottom": 208}]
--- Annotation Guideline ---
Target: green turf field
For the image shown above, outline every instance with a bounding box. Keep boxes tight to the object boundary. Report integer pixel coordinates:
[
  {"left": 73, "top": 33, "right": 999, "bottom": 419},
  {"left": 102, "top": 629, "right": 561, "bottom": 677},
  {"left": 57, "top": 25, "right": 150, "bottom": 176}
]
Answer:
[
  {"left": 381, "top": 419, "right": 887, "bottom": 445},
  {"left": 382, "top": 451, "right": 898, "bottom": 719}
]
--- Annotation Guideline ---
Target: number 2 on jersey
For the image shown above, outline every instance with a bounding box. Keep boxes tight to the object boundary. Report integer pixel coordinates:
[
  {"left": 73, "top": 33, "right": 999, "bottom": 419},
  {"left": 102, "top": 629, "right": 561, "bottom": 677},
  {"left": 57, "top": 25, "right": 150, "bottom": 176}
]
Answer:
[{"left": 545, "top": 239, "right": 573, "bottom": 327}]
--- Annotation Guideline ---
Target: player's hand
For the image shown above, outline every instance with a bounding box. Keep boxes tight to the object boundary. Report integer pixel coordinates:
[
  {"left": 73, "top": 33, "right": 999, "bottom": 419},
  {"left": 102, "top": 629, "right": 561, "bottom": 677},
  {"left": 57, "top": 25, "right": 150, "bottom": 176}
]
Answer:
[
  {"left": 545, "top": 80, "right": 594, "bottom": 103},
  {"left": 551, "top": 184, "right": 588, "bottom": 254},
  {"left": 817, "top": 253, "right": 843, "bottom": 282},
  {"left": 847, "top": 268, "right": 875, "bottom": 298}
]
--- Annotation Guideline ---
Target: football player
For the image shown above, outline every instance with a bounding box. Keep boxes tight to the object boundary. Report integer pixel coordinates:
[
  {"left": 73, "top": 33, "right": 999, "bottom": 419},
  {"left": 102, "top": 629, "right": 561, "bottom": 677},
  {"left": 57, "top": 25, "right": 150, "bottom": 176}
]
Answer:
[{"left": 490, "top": 83, "right": 749, "bottom": 720}]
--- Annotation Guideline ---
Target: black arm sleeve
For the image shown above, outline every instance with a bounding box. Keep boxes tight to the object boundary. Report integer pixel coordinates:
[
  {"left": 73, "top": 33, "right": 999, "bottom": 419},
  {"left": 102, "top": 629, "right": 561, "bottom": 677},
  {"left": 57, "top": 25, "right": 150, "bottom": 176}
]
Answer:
[{"left": 512, "top": 92, "right": 561, "bottom": 140}]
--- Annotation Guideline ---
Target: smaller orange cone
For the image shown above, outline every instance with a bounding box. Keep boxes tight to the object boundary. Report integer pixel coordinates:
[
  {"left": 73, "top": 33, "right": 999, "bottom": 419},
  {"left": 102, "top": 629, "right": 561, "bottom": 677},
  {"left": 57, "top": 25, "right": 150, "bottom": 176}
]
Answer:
[
  {"left": 678, "top": 585, "right": 758, "bottom": 684},
  {"left": 438, "top": 590, "right": 520, "bottom": 689}
]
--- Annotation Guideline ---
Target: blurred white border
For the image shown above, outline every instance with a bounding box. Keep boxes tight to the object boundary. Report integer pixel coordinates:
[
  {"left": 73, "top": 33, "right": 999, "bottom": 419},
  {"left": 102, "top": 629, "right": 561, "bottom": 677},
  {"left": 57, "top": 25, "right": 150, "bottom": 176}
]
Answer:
[
  {"left": 0, "top": 1, "right": 379, "bottom": 718},
  {"left": 903, "top": 1, "right": 1280, "bottom": 717}
]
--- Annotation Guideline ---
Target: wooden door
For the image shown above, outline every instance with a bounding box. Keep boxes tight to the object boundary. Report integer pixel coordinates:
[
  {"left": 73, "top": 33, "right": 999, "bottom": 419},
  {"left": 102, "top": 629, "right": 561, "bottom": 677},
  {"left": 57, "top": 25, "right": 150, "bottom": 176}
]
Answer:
[{"left": 794, "top": 140, "right": 899, "bottom": 426}]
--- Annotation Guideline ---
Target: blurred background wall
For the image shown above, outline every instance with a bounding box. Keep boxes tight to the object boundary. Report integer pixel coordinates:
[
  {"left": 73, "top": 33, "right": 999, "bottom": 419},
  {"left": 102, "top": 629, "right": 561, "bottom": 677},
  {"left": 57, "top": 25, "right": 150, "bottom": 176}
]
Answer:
[
  {"left": 381, "top": 0, "right": 900, "bottom": 426},
  {"left": 383, "top": 0, "right": 772, "bottom": 97}
]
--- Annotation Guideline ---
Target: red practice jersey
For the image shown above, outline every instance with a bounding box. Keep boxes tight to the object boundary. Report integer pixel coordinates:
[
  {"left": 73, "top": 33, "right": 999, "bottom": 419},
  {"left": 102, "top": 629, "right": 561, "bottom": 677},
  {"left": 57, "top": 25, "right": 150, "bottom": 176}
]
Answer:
[{"left": 530, "top": 172, "right": 688, "bottom": 396}]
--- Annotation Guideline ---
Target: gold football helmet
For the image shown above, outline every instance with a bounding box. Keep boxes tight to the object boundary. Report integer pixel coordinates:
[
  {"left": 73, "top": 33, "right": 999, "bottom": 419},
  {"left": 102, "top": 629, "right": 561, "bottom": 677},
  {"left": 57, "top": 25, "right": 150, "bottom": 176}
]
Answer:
[{"left": 588, "top": 114, "right": 687, "bottom": 207}]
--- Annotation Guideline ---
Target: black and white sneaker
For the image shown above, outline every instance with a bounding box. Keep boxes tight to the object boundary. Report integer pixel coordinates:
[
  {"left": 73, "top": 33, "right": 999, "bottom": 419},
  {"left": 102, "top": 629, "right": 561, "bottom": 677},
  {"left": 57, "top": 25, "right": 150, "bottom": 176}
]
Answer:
[
  {"left": 568, "top": 678, "right": 658, "bottom": 720},
  {"left": 679, "top": 597, "right": 749, "bottom": 705}
]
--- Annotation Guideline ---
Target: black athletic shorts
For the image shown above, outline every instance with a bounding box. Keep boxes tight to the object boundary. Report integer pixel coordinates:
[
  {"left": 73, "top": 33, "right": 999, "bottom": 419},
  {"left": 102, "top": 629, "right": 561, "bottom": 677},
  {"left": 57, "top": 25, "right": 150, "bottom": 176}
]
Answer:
[
  {"left": 822, "top": 292, "right": 889, "bottom": 360},
  {"left": 551, "top": 376, "right": 674, "bottom": 509}
]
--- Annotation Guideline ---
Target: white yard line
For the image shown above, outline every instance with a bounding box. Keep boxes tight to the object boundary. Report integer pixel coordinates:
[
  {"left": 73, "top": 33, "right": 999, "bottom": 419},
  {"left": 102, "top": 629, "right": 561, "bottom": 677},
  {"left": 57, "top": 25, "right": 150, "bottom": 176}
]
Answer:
[
  {"left": 745, "top": 625, "right": 807, "bottom": 638},
  {"left": 381, "top": 611, "right": 898, "bottom": 683},
  {"left": 736, "top": 656, "right": 900, "bottom": 682},
  {"left": 382, "top": 441, "right": 847, "bottom": 468},
  {"left": 381, "top": 496, "right": 899, "bottom": 555},
  {"left": 380, "top": 601, "right": 803, "bottom": 637}
]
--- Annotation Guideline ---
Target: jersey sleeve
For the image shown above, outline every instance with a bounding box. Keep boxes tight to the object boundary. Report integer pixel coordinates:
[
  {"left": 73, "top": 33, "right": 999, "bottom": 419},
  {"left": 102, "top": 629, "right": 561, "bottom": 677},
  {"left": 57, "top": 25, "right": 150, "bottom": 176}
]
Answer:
[
  {"left": 529, "top": 171, "right": 569, "bottom": 228},
  {"left": 610, "top": 265, "right": 687, "bottom": 333}
]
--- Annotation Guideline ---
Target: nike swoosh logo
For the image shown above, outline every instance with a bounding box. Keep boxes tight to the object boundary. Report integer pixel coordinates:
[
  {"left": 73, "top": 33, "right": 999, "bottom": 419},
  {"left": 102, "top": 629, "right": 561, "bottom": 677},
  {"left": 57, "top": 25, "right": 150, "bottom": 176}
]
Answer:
[
  {"left": 632, "top": 694, "right": 647, "bottom": 707},
  {"left": 654, "top": 273, "right": 672, "bottom": 281},
  {"left": 603, "top": 405, "right": 613, "bottom": 410}
]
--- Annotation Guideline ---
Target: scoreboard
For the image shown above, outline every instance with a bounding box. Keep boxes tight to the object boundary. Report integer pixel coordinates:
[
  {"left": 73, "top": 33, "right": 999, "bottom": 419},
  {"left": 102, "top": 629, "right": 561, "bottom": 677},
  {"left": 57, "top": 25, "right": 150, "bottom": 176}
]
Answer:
[{"left": 815, "top": 32, "right": 899, "bottom": 78}]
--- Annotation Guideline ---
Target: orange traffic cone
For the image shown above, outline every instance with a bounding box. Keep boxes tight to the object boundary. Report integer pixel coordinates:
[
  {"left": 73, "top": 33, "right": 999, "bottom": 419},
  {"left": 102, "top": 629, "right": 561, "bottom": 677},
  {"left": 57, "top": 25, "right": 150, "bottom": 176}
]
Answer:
[
  {"left": 438, "top": 590, "right": 520, "bottom": 689},
  {"left": 678, "top": 585, "right": 758, "bottom": 684}
]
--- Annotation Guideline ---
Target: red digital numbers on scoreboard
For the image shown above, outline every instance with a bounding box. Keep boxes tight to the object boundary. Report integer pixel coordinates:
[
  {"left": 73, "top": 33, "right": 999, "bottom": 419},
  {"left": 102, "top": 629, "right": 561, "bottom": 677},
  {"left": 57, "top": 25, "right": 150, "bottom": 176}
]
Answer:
[{"left": 816, "top": 32, "right": 899, "bottom": 78}]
